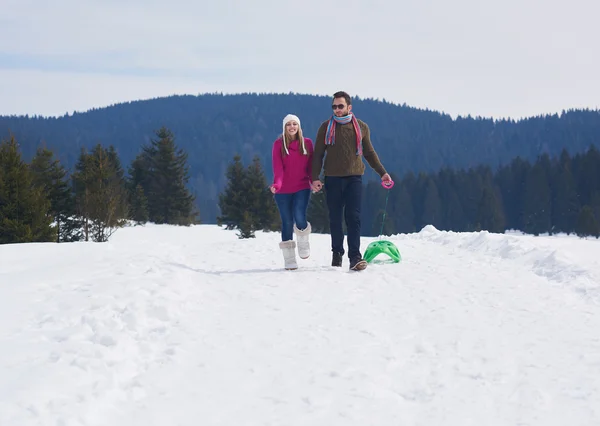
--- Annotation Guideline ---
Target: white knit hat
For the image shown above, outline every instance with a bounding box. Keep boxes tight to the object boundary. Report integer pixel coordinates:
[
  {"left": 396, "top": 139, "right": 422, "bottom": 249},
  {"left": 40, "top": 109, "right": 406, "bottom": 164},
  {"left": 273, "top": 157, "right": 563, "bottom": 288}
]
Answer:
[{"left": 282, "top": 114, "right": 306, "bottom": 155}]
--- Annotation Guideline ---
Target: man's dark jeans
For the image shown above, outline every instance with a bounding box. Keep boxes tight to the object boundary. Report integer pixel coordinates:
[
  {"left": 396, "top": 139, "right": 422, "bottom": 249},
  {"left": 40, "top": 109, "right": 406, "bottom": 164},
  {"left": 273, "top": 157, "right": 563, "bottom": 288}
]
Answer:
[{"left": 324, "top": 175, "right": 362, "bottom": 260}]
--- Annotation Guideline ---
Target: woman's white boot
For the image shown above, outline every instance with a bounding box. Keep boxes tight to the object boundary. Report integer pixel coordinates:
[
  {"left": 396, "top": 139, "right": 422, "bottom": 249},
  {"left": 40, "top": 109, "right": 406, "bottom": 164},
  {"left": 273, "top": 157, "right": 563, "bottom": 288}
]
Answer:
[
  {"left": 279, "top": 240, "right": 298, "bottom": 270},
  {"left": 294, "top": 222, "right": 311, "bottom": 259}
]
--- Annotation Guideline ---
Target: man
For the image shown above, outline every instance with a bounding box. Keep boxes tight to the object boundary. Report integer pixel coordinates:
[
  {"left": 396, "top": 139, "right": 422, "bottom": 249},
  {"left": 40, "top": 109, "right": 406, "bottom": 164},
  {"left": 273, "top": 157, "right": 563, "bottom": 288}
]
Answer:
[{"left": 311, "top": 91, "right": 391, "bottom": 270}]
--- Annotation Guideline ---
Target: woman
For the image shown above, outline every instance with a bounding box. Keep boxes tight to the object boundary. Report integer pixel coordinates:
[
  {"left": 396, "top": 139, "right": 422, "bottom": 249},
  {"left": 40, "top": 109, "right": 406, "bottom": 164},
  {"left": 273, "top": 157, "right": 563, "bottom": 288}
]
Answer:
[{"left": 270, "top": 114, "right": 313, "bottom": 270}]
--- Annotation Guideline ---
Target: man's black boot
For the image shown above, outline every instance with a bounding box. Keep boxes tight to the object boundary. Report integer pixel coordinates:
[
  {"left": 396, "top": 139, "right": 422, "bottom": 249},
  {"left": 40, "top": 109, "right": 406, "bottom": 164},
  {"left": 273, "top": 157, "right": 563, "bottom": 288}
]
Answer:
[
  {"left": 332, "top": 252, "right": 343, "bottom": 267},
  {"left": 349, "top": 256, "right": 367, "bottom": 271}
]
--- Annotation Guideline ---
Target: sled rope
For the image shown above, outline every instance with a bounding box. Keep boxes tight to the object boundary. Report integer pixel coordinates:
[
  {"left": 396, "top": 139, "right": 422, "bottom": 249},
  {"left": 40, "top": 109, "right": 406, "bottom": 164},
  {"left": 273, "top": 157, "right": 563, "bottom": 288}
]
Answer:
[{"left": 379, "top": 189, "right": 390, "bottom": 239}]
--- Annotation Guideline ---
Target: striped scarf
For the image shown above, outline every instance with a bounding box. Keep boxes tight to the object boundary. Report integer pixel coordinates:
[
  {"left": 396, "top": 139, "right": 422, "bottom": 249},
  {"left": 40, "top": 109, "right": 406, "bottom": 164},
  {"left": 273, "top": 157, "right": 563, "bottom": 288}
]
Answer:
[{"left": 324, "top": 113, "right": 363, "bottom": 155}]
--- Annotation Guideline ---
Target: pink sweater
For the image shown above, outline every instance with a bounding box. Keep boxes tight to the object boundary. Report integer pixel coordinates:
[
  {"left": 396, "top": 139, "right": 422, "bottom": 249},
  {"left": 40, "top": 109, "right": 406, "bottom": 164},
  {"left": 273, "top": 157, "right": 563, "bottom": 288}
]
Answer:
[{"left": 271, "top": 137, "right": 314, "bottom": 194}]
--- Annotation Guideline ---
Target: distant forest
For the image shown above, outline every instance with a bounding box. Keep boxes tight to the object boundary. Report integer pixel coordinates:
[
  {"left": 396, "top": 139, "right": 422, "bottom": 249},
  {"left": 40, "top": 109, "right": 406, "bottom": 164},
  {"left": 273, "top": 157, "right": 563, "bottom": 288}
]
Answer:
[
  {"left": 1, "top": 92, "right": 599, "bottom": 232},
  {"left": 347, "top": 147, "right": 600, "bottom": 238}
]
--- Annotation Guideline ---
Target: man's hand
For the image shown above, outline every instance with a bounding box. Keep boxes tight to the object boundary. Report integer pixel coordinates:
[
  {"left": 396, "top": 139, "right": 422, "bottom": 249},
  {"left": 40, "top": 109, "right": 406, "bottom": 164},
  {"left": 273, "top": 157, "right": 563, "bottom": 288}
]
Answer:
[
  {"left": 381, "top": 173, "right": 391, "bottom": 182},
  {"left": 311, "top": 180, "right": 323, "bottom": 192}
]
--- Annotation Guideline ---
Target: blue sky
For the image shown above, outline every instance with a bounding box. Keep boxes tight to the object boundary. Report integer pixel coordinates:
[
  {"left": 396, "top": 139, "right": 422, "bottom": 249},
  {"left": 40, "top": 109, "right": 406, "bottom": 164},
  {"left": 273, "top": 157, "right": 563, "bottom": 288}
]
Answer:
[{"left": 1, "top": 0, "right": 599, "bottom": 119}]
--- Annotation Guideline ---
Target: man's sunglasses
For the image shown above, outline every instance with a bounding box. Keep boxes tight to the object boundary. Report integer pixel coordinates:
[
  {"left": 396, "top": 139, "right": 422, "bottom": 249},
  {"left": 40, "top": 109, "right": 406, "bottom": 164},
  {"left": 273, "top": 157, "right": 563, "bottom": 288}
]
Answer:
[{"left": 332, "top": 104, "right": 346, "bottom": 110}]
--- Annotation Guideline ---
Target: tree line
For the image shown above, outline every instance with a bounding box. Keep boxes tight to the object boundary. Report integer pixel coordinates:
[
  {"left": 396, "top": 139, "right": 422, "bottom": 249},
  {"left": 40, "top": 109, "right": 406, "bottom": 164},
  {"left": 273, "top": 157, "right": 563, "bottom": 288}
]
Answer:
[
  {"left": 3, "top": 126, "right": 599, "bottom": 245},
  {"left": 0, "top": 127, "right": 197, "bottom": 244},
  {"left": 360, "top": 146, "right": 600, "bottom": 238},
  {"left": 217, "top": 146, "right": 600, "bottom": 239},
  {"left": 3, "top": 93, "right": 599, "bottom": 223}
]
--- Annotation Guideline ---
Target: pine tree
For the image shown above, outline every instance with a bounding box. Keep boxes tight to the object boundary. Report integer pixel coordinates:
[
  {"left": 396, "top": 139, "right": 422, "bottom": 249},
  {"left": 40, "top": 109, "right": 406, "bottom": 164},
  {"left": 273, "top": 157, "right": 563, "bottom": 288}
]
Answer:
[
  {"left": 591, "top": 191, "right": 600, "bottom": 226},
  {"left": 391, "top": 181, "right": 415, "bottom": 234},
  {"left": 136, "top": 127, "right": 197, "bottom": 225},
  {"left": 217, "top": 154, "right": 272, "bottom": 238},
  {"left": 0, "top": 135, "right": 56, "bottom": 243},
  {"left": 574, "top": 145, "right": 600, "bottom": 207},
  {"left": 452, "top": 170, "right": 483, "bottom": 231},
  {"left": 307, "top": 186, "right": 329, "bottom": 234},
  {"left": 130, "top": 183, "right": 149, "bottom": 224},
  {"left": 444, "top": 187, "right": 466, "bottom": 231},
  {"left": 245, "top": 155, "right": 278, "bottom": 232},
  {"left": 72, "top": 144, "right": 129, "bottom": 242},
  {"left": 552, "top": 150, "right": 580, "bottom": 234},
  {"left": 91, "top": 144, "right": 128, "bottom": 241},
  {"left": 127, "top": 156, "right": 150, "bottom": 223},
  {"left": 410, "top": 172, "right": 428, "bottom": 230},
  {"left": 104, "top": 145, "right": 129, "bottom": 226},
  {"left": 477, "top": 185, "right": 506, "bottom": 233},
  {"left": 217, "top": 155, "right": 279, "bottom": 239},
  {"left": 421, "top": 177, "right": 443, "bottom": 229},
  {"left": 576, "top": 206, "right": 599, "bottom": 238},
  {"left": 495, "top": 157, "right": 533, "bottom": 232},
  {"left": 522, "top": 162, "right": 552, "bottom": 235},
  {"left": 72, "top": 147, "right": 94, "bottom": 241},
  {"left": 29, "top": 146, "right": 81, "bottom": 242},
  {"left": 436, "top": 169, "right": 464, "bottom": 231},
  {"left": 238, "top": 211, "right": 256, "bottom": 239},
  {"left": 217, "top": 154, "right": 247, "bottom": 231},
  {"left": 361, "top": 180, "right": 386, "bottom": 236}
]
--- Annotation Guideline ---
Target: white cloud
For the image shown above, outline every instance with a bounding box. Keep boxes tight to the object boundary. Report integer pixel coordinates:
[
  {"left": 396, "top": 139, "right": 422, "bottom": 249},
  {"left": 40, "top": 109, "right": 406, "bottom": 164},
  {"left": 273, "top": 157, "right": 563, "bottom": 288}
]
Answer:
[{"left": 2, "top": 0, "right": 600, "bottom": 118}]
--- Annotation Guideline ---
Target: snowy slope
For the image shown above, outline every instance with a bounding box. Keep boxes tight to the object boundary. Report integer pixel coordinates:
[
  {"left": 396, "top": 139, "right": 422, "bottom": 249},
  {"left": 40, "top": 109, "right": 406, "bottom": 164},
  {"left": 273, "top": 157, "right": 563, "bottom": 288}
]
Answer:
[{"left": 1, "top": 224, "right": 599, "bottom": 425}]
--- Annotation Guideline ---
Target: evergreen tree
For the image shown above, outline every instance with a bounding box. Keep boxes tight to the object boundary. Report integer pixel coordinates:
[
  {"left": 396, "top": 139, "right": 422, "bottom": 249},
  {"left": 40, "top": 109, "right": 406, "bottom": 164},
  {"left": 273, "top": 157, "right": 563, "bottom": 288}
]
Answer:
[
  {"left": 72, "top": 144, "right": 129, "bottom": 242},
  {"left": 134, "top": 127, "right": 198, "bottom": 225},
  {"left": 127, "top": 156, "right": 150, "bottom": 223},
  {"left": 436, "top": 169, "right": 465, "bottom": 231},
  {"left": 362, "top": 180, "right": 386, "bottom": 235},
  {"left": 130, "top": 184, "right": 149, "bottom": 224},
  {"left": 575, "top": 206, "right": 599, "bottom": 238},
  {"left": 217, "top": 155, "right": 280, "bottom": 238},
  {"left": 238, "top": 211, "right": 256, "bottom": 239},
  {"left": 307, "top": 187, "right": 329, "bottom": 234},
  {"left": 0, "top": 135, "right": 56, "bottom": 243},
  {"left": 391, "top": 181, "right": 415, "bottom": 234},
  {"left": 89, "top": 144, "right": 129, "bottom": 241},
  {"left": 245, "top": 155, "right": 278, "bottom": 232},
  {"left": 458, "top": 170, "right": 486, "bottom": 231},
  {"left": 217, "top": 154, "right": 247, "bottom": 231},
  {"left": 72, "top": 147, "right": 95, "bottom": 241},
  {"left": 421, "top": 177, "right": 443, "bottom": 229},
  {"left": 552, "top": 150, "right": 580, "bottom": 234},
  {"left": 29, "top": 146, "right": 81, "bottom": 242},
  {"left": 476, "top": 185, "right": 506, "bottom": 233},
  {"left": 590, "top": 191, "right": 600, "bottom": 226},
  {"left": 574, "top": 145, "right": 600, "bottom": 207},
  {"left": 496, "top": 157, "right": 530, "bottom": 231},
  {"left": 105, "top": 145, "right": 129, "bottom": 226},
  {"left": 522, "top": 162, "right": 552, "bottom": 235},
  {"left": 410, "top": 172, "right": 428, "bottom": 230},
  {"left": 444, "top": 187, "right": 466, "bottom": 231}
]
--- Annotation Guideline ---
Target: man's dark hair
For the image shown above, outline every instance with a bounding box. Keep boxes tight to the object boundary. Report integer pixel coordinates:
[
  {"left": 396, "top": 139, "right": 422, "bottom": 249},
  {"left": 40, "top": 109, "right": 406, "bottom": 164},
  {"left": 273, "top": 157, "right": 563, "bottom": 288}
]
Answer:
[{"left": 332, "top": 91, "right": 352, "bottom": 105}]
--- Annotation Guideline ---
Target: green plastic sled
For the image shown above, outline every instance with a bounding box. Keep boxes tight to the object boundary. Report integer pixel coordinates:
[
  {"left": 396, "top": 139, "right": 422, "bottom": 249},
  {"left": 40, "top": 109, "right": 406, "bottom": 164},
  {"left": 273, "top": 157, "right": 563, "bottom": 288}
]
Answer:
[{"left": 363, "top": 239, "right": 401, "bottom": 263}]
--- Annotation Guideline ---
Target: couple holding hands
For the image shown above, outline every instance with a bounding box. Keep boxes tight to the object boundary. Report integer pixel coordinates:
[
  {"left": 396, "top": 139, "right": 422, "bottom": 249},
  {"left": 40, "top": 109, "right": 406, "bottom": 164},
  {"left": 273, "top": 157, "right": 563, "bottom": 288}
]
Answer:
[{"left": 270, "top": 91, "right": 391, "bottom": 271}]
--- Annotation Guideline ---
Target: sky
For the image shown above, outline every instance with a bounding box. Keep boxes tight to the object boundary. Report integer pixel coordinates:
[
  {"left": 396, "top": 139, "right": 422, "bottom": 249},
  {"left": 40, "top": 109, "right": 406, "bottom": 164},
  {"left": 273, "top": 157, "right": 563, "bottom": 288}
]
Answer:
[
  {"left": 1, "top": 0, "right": 599, "bottom": 119},
  {"left": 1, "top": 224, "right": 599, "bottom": 424}
]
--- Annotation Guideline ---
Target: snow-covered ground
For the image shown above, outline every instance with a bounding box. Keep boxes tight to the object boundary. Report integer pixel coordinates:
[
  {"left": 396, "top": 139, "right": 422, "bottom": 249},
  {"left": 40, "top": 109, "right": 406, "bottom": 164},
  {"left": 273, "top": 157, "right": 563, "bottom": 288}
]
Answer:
[{"left": 1, "top": 224, "right": 599, "bottom": 425}]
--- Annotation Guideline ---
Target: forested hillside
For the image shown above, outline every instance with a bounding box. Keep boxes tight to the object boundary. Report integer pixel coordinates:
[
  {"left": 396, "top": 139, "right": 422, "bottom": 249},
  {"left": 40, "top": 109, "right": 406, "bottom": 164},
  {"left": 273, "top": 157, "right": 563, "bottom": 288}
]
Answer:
[{"left": 2, "top": 93, "right": 599, "bottom": 223}]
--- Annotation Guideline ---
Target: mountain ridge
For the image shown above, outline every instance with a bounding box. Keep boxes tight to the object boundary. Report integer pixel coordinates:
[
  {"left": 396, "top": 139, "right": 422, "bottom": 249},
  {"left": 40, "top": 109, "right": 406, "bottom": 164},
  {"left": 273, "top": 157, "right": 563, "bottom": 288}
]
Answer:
[{"left": 2, "top": 92, "right": 599, "bottom": 222}]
